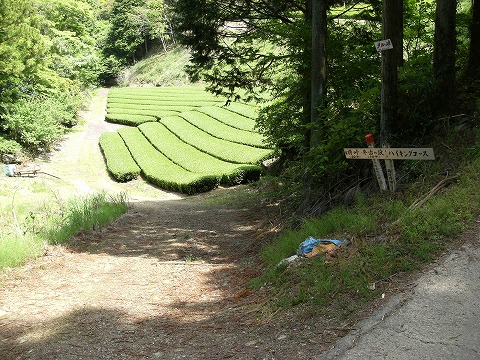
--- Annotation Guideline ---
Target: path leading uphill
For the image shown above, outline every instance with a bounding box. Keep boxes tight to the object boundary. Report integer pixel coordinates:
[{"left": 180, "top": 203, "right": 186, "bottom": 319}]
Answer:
[
  {"left": 0, "top": 88, "right": 340, "bottom": 359},
  {"left": 1, "top": 88, "right": 479, "bottom": 360}
]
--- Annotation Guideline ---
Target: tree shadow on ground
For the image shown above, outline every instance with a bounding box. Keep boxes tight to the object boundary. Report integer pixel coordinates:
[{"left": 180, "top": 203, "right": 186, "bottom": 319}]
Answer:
[
  {"left": 0, "top": 301, "right": 329, "bottom": 360},
  {"left": 0, "top": 196, "right": 337, "bottom": 359}
]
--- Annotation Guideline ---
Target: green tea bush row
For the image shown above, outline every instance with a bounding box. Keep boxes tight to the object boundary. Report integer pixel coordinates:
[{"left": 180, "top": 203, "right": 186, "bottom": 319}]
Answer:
[
  {"left": 196, "top": 106, "right": 257, "bottom": 132},
  {"left": 109, "top": 86, "right": 214, "bottom": 95},
  {"left": 118, "top": 127, "right": 218, "bottom": 194},
  {"left": 161, "top": 116, "right": 273, "bottom": 164},
  {"left": 180, "top": 111, "right": 268, "bottom": 148},
  {"left": 107, "top": 103, "right": 195, "bottom": 113},
  {"left": 99, "top": 132, "right": 141, "bottom": 182},
  {"left": 223, "top": 102, "right": 258, "bottom": 119},
  {"left": 106, "top": 108, "right": 179, "bottom": 118},
  {"left": 107, "top": 98, "right": 220, "bottom": 107},
  {"left": 105, "top": 113, "right": 157, "bottom": 126},
  {"left": 138, "top": 122, "right": 261, "bottom": 185},
  {"left": 107, "top": 93, "right": 224, "bottom": 101}
]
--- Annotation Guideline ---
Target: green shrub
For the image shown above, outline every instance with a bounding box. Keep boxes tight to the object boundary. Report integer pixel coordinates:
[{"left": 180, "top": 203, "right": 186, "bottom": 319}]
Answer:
[
  {"left": 48, "top": 92, "right": 83, "bottom": 128},
  {"left": 118, "top": 127, "right": 218, "bottom": 194},
  {"left": 1, "top": 92, "right": 83, "bottom": 152},
  {"left": 3, "top": 98, "right": 64, "bottom": 152},
  {"left": 99, "top": 132, "right": 141, "bottom": 182},
  {"left": 0, "top": 137, "right": 23, "bottom": 162}
]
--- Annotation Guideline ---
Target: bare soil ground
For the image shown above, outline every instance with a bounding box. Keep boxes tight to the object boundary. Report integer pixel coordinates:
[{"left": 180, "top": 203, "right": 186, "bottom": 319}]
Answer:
[{"left": 0, "top": 89, "right": 348, "bottom": 359}]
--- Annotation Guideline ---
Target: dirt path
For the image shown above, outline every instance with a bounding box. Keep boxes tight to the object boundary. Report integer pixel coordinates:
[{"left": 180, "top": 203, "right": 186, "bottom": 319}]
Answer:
[{"left": 0, "top": 90, "right": 337, "bottom": 359}]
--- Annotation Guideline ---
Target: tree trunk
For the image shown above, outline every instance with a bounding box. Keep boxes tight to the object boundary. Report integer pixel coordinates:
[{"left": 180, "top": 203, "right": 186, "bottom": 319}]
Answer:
[
  {"left": 467, "top": 0, "right": 480, "bottom": 80},
  {"left": 433, "top": 0, "right": 457, "bottom": 115},
  {"left": 310, "top": 0, "right": 327, "bottom": 148},
  {"left": 380, "top": 0, "right": 403, "bottom": 144}
]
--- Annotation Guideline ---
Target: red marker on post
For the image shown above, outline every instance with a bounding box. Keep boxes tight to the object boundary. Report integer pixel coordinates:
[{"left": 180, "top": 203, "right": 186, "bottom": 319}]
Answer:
[{"left": 365, "top": 134, "right": 387, "bottom": 191}]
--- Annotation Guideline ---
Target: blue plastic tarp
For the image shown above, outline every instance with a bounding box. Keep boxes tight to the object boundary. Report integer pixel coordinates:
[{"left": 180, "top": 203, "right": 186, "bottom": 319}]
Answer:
[{"left": 296, "top": 236, "right": 348, "bottom": 256}]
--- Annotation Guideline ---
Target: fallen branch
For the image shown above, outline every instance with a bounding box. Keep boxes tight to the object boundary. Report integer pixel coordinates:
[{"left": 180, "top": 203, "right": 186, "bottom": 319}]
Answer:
[{"left": 408, "top": 175, "right": 459, "bottom": 210}]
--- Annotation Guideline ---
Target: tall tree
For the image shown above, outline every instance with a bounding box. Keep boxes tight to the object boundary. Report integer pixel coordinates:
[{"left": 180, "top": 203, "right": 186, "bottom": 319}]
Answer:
[
  {"left": 103, "top": 0, "right": 147, "bottom": 64},
  {"left": 433, "top": 0, "right": 457, "bottom": 115},
  {"left": 310, "top": 0, "right": 328, "bottom": 148},
  {"left": 174, "top": 0, "right": 314, "bottom": 153},
  {"left": 0, "top": 0, "right": 47, "bottom": 110},
  {"left": 467, "top": 0, "right": 480, "bottom": 81},
  {"left": 380, "top": 0, "right": 403, "bottom": 144}
]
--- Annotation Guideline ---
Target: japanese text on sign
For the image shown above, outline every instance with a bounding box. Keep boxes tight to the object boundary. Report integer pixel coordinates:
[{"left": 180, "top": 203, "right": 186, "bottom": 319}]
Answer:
[
  {"left": 344, "top": 148, "right": 435, "bottom": 160},
  {"left": 374, "top": 39, "right": 393, "bottom": 52}
]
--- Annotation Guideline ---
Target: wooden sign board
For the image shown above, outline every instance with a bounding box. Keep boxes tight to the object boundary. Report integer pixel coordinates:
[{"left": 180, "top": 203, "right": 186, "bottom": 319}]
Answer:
[
  {"left": 344, "top": 148, "right": 435, "bottom": 160},
  {"left": 374, "top": 39, "right": 393, "bottom": 52}
]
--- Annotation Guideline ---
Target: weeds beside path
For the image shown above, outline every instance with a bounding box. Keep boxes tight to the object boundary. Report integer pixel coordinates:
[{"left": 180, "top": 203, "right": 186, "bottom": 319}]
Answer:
[{"left": 0, "top": 89, "right": 341, "bottom": 359}]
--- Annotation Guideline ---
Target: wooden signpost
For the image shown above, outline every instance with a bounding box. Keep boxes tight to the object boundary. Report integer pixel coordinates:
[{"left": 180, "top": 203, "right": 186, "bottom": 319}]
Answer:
[{"left": 344, "top": 134, "right": 435, "bottom": 192}]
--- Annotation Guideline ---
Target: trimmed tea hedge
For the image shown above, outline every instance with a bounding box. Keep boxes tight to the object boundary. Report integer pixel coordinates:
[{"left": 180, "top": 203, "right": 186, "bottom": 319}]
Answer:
[
  {"left": 223, "top": 102, "right": 257, "bottom": 119},
  {"left": 160, "top": 116, "right": 273, "bottom": 164},
  {"left": 107, "top": 103, "right": 195, "bottom": 113},
  {"left": 138, "top": 122, "right": 261, "bottom": 185},
  {"left": 180, "top": 111, "right": 268, "bottom": 148},
  {"left": 196, "top": 106, "right": 257, "bottom": 132},
  {"left": 101, "top": 86, "right": 274, "bottom": 193},
  {"left": 106, "top": 108, "right": 179, "bottom": 118},
  {"left": 117, "top": 127, "right": 218, "bottom": 194},
  {"left": 107, "top": 98, "right": 220, "bottom": 107},
  {"left": 105, "top": 113, "right": 157, "bottom": 126},
  {"left": 99, "top": 132, "right": 141, "bottom": 182}
]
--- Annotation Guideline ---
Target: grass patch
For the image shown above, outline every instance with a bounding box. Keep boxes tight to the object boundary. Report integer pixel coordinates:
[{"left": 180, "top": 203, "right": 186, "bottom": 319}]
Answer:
[
  {"left": 42, "top": 192, "right": 129, "bottom": 244},
  {"left": 0, "top": 233, "right": 44, "bottom": 269},
  {"left": 0, "top": 192, "right": 129, "bottom": 269},
  {"left": 120, "top": 47, "right": 192, "bottom": 86}
]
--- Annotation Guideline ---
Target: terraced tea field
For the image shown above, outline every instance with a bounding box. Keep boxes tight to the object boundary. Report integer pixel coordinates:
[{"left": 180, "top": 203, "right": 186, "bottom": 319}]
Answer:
[{"left": 100, "top": 87, "right": 273, "bottom": 194}]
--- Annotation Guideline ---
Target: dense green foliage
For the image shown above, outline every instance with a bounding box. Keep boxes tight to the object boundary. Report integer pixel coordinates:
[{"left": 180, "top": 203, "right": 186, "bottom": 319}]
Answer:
[
  {"left": 175, "top": 0, "right": 480, "bottom": 201},
  {"left": 102, "top": 0, "right": 174, "bottom": 82},
  {"left": 2, "top": 94, "right": 82, "bottom": 153},
  {"left": 99, "top": 132, "right": 141, "bottom": 181},
  {"left": 0, "top": 0, "right": 107, "bottom": 156}
]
